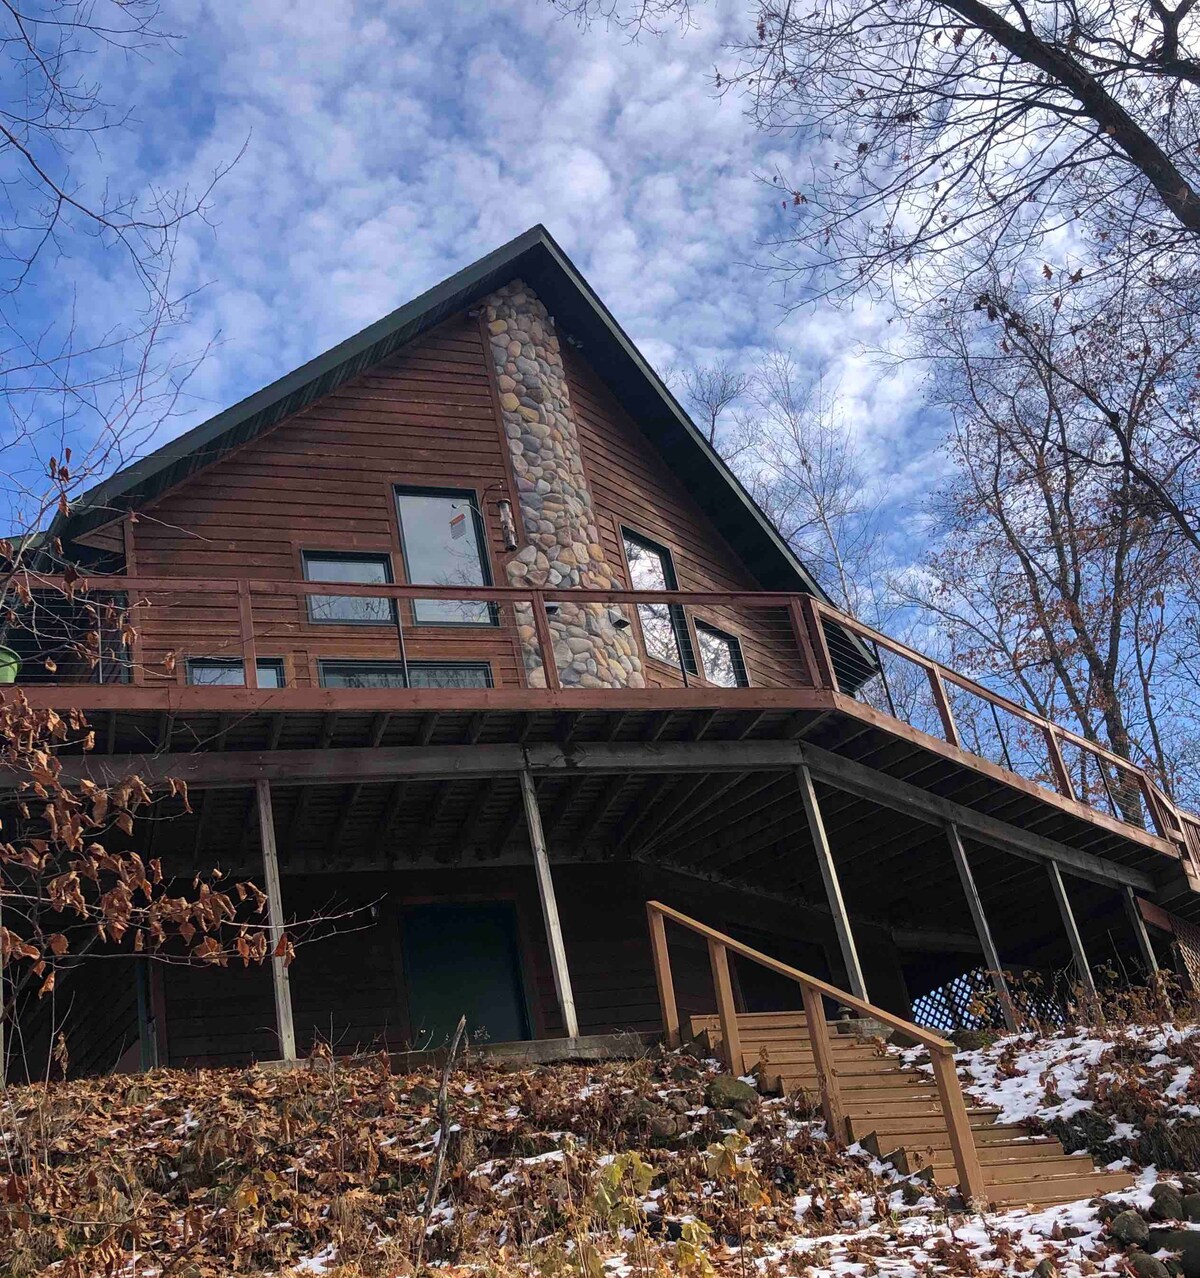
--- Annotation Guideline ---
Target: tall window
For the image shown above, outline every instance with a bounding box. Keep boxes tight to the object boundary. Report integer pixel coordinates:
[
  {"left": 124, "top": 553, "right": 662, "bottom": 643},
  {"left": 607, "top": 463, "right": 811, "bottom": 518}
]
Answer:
[
  {"left": 395, "top": 488, "right": 494, "bottom": 625},
  {"left": 318, "top": 660, "right": 492, "bottom": 689},
  {"left": 302, "top": 551, "right": 395, "bottom": 625},
  {"left": 622, "top": 528, "right": 697, "bottom": 674},
  {"left": 187, "top": 658, "right": 286, "bottom": 688},
  {"left": 695, "top": 623, "right": 749, "bottom": 688}
]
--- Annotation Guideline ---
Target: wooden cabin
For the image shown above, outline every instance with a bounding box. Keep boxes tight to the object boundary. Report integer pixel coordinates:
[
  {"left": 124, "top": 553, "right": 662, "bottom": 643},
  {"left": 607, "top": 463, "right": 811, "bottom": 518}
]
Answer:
[{"left": 7, "top": 225, "right": 1200, "bottom": 1080}]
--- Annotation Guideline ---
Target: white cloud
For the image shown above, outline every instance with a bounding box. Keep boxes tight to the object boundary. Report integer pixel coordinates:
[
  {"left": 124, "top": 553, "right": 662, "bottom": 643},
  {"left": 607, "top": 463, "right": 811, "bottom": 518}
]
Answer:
[{"left": 50, "top": 0, "right": 946, "bottom": 570}]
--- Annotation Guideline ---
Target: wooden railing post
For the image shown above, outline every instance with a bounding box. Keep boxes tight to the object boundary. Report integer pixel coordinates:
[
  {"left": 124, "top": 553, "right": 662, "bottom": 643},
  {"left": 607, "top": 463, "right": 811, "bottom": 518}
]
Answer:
[
  {"left": 1044, "top": 726, "right": 1075, "bottom": 799},
  {"left": 789, "top": 597, "right": 827, "bottom": 690},
  {"left": 927, "top": 664, "right": 961, "bottom": 747},
  {"left": 799, "top": 594, "right": 838, "bottom": 691},
  {"left": 646, "top": 904, "right": 680, "bottom": 1049},
  {"left": 707, "top": 939, "right": 743, "bottom": 1074},
  {"left": 930, "top": 1046, "right": 986, "bottom": 1203},
  {"left": 800, "top": 982, "right": 848, "bottom": 1144},
  {"left": 530, "top": 591, "right": 562, "bottom": 691},
  {"left": 237, "top": 580, "right": 258, "bottom": 690}
]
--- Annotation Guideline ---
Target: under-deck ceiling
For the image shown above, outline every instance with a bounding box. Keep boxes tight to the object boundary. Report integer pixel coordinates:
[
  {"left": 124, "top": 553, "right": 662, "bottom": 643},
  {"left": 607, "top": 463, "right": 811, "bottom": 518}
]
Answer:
[{"left": 58, "top": 702, "right": 1189, "bottom": 969}]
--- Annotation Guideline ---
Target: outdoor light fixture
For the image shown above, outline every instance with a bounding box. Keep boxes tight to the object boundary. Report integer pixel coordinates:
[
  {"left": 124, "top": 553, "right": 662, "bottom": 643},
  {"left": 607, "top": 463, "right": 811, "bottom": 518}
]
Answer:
[
  {"left": 609, "top": 608, "right": 630, "bottom": 630},
  {"left": 545, "top": 601, "right": 561, "bottom": 617},
  {"left": 497, "top": 498, "right": 518, "bottom": 551}
]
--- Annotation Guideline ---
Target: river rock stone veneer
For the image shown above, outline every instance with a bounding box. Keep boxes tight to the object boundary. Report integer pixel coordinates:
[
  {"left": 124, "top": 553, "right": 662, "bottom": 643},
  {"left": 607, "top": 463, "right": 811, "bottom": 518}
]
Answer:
[{"left": 483, "top": 280, "right": 645, "bottom": 689}]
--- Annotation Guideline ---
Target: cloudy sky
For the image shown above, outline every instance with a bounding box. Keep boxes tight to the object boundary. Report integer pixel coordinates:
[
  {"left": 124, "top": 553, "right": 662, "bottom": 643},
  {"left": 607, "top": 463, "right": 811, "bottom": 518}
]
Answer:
[{"left": 10, "top": 0, "right": 944, "bottom": 554}]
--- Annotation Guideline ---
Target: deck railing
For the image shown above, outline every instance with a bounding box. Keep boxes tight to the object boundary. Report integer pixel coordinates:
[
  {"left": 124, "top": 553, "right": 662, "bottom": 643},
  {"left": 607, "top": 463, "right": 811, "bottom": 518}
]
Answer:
[
  {"left": 644, "top": 900, "right": 987, "bottom": 1201},
  {"left": 5, "top": 572, "right": 1190, "bottom": 860}
]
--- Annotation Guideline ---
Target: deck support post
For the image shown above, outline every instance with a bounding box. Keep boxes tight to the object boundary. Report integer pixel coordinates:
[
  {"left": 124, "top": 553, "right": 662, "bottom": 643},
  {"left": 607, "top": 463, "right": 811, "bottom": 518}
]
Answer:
[
  {"left": 1047, "top": 862, "right": 1102, "bottom": 1023},
  {"left": 256, "top": 779, "right": 297, "bottom": 1062},
  {"left": 946, "top": 824, "right": 1018, "bottom": 1032},
  {"left": 520, "top": 769, "right": 579, "bottom": 1039},
  {"left": 796, "top": 761, "right": 868, "bottom": 1001},
  {"left": 1123, "top": 887, "right": 1171, "bottom": 1012}
]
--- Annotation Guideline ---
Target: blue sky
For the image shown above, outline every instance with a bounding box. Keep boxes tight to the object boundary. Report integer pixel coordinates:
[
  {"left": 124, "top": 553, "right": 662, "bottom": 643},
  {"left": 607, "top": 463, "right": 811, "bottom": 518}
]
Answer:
[{"left": 11, "top": 0, "right": 944, "bottom": 556}]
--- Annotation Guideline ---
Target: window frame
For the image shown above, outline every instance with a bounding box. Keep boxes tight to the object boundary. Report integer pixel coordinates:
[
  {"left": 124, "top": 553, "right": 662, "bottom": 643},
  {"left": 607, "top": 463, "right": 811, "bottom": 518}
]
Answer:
[
  {"left": 393, "top": 485, "right": 497, "bottom": 628},
  {"left": 186, "top": 657, "right": 287, "bottom": 688},
  {"left": 316, "top": 659, "right": 494, "bottom": 690},
  {"left": 693, "top": 619, "right": 750, "bottom": 688},
  {"left": 301, "top": 549, "right": 396, "bottom": 627},
  {"left": 619, "top": 525, "right": 698, "bottom": 676}
]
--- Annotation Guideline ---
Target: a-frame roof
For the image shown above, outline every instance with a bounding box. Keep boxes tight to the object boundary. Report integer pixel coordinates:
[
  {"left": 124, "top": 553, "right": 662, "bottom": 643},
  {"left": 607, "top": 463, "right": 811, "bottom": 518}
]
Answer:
[{"left": 54, "top": 225, "right": 830, "bottom": 601}]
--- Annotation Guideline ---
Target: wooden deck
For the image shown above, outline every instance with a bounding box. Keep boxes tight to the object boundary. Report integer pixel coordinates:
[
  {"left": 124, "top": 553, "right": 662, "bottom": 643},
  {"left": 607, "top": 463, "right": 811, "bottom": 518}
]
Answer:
[{"left": 10, "top": 579, "right": 1199, "bottom": 965}]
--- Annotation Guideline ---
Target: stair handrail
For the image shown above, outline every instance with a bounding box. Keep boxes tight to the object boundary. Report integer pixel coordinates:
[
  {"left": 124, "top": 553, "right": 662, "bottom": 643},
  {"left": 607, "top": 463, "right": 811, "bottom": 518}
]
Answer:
[{"left": 645, "top": 900, "right": 987, "bottom": 1203}]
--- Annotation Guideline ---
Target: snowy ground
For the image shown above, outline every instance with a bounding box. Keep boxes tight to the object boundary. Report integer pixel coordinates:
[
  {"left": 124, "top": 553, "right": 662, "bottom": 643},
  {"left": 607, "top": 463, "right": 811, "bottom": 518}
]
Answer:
[{"left": 7, "top": 1025, "right": 1200, "bottom": 1276}]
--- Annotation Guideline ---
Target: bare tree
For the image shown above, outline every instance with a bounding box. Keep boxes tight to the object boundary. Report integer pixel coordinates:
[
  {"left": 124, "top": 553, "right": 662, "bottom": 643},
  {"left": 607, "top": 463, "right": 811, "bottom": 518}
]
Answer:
[
  {"left": 558, "top": 0, "right": 1200, "bottom": 308},
  {"left": 0, "top": 4, "right": 282, "bottom": 1073},
  {"left": 728, "top": 349, "right": 893, "bottom": 623},
  {"left": 677, "top": 358, "right": 752, "bottom": 445},
  {"left": 899, "top": 280, "right": 1195, "bottom": 803}
]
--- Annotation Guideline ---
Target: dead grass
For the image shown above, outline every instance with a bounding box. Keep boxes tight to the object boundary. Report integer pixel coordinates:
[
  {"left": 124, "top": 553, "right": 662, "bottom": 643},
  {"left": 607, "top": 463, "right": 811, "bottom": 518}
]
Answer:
[{"left": 0, "top": 1047, "right": 911, "bottom": 1276}]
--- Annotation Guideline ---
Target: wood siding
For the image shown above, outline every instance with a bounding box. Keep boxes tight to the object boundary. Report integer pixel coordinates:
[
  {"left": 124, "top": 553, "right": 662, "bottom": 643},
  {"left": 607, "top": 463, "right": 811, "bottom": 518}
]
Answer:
[
  {"left": 116, "top": 308, "right": 811, "bottom": 693},
  {"left": 131, "top": 314, "right": 525, "bottom": 688},
  {"left": 564, "top": 347, "right": 810, "bottom": 691},
  {"left": 149, "top": 864, "right": 834, "bottom": 1070}
]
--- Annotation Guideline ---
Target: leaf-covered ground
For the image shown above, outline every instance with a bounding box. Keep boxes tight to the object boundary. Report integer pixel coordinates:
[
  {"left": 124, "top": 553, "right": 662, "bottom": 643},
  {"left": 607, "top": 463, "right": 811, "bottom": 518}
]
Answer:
[{"left": 0, "top": 1035, "right": 1190, "bottom": 1277}]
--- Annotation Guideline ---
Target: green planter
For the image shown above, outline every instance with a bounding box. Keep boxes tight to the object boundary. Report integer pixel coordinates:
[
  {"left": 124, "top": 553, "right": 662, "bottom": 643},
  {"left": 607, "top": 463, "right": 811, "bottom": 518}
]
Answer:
[{"left": 0, "top": 646, "right": 21, "bottom": 684}]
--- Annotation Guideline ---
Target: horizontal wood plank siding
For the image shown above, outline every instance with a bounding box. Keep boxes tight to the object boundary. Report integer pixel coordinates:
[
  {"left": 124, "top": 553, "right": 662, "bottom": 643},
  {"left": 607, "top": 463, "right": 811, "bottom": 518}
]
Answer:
[
  {"left": 133, "top": 315, "right": 524, "bottom": 688},
  {"left": 563, "top": 348, "right": 811, "bottom": 690}
]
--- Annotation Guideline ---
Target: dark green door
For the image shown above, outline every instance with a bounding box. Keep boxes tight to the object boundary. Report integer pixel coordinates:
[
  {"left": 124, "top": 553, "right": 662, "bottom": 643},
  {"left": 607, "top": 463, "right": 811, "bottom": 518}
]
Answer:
[{"left": 401, "top": 902, "right": 531, "bottom": 1048}]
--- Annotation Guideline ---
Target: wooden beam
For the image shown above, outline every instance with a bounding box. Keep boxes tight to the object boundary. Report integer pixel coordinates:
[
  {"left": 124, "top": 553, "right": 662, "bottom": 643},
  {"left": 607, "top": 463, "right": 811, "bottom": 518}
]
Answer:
[
  {"left": 256, "top": 780, "right": 296, "bottom": 1062},
  {"left": 798, "top": 744, "right": 1159, "bottom": 891},
  {"left": 1047, "top": 861, "right": 1101, "bottom": 1020},
  {"left": 796, "top": 762, "right": 868, "bottom": 1001},
  {"left": 50, "top": 738, "right": 1167, "bottom": 888},
  {"left": 519, "top": 769, "right": 578, "bottom": 1038},
  {"left": 946, "top": 824, "right": 1017, "bottom": 1032},
  {"left": 373, "top": 781, "right": 409, "bottom": 861}
]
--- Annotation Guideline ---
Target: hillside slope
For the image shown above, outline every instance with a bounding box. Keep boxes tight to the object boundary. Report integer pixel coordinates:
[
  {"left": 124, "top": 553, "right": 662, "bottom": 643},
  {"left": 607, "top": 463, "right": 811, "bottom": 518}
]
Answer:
[{"left": 1, "top": 1033, "right": 1195, "bottom": 1276}]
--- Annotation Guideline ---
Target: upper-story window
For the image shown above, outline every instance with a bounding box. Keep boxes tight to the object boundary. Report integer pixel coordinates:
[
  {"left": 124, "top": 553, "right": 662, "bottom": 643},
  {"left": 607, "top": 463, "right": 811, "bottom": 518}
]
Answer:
[
  {"left": 302, "top": 551, "right": 395, "bottom": 625},
  {"left": 395, "top": 487, "right": 494, "bottom": 626},
  {"left": 621, "top": 528, "right": 697, "bottom": 675},
  {"left": 187, "top": 657, "right": 286, "bottom": 688},
  {"left": 695, "top": 622, "right": 749, "bottom": 688},
  {"left": 317, "top": 659, "right": 493, "bottom": 689}
]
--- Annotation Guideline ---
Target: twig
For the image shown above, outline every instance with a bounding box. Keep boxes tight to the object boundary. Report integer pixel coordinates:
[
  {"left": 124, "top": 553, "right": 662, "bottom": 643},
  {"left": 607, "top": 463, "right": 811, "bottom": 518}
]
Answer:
[{"left": 413, "top": 1014, "right": 467, "bottom": 1275}]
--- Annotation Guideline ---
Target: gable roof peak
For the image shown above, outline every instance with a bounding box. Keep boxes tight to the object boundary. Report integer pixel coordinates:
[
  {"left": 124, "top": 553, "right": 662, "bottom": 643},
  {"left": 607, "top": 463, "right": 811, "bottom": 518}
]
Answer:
[{"left": 54, "top": 224, "right": 830, "bottom": 601}]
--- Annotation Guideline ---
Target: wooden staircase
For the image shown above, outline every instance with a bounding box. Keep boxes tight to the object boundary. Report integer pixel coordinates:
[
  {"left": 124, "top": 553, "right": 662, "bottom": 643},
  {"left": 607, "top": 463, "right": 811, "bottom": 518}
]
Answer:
[{"left": 689, "top": 1010, "right": 1132, "bottom": 1209}]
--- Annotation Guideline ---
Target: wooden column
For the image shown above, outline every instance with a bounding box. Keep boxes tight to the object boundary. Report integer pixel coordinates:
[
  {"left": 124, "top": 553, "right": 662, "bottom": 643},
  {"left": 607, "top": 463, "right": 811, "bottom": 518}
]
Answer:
[
  {"left": 1123, "top": 887, "right": 1163, "bottom": 978},
  {"left": 796, "top": 761, "right": 868, "bottom": 1001},
  {"left": 237, "top": 580, "right": 259, "bottom": 689},
  {"left": 946, "top": 824, "right": 1018, "bottom": 1032},
  {"left": 256, "top": 780, "right": 296, "bottom": 1062},
  {"left": 520, "top": 769, "right": 579, "bottom": 1039},
  {"left": 1047, "top": 862, "right": 1101, "bottom": 1022}
]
